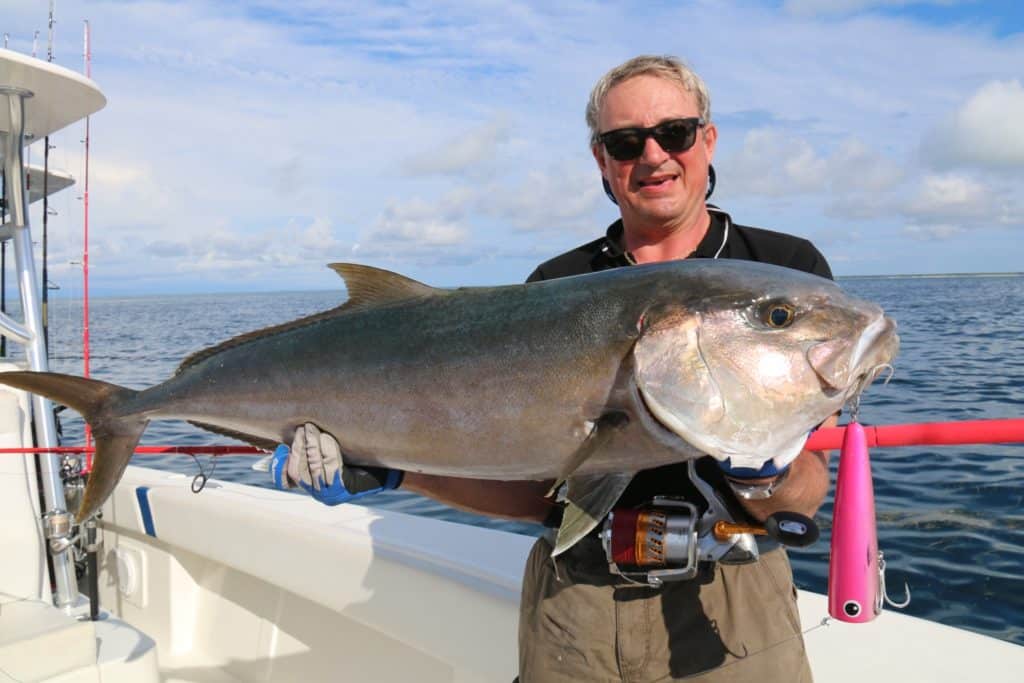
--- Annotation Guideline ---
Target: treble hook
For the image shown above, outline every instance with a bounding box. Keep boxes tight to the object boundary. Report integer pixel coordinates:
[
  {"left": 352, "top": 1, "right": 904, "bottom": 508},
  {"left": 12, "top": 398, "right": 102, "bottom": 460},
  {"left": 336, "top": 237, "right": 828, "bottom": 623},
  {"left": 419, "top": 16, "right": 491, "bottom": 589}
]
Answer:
[{"left": 879, "top": 552, "right": 911, "bottom": 609}]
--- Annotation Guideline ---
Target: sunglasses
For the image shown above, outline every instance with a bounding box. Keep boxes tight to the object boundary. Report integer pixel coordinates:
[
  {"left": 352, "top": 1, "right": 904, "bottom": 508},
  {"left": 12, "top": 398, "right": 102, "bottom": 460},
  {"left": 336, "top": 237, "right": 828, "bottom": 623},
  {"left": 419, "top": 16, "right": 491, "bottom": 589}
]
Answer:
[{"left": 598, "top": 117, "right": 705, "bottom": 161}]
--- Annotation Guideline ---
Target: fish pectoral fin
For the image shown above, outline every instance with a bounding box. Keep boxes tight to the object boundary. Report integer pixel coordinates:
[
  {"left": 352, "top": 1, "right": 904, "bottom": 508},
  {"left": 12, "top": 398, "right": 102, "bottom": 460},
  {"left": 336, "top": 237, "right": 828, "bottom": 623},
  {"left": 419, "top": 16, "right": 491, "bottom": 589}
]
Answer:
[
  {"left": 330, "top": 263, "right": 443, "bottom": 310},
  {"left": 552, "top": 472, "right": 635, "bottom": 557},
  {"left": 546, "top": 411, "right": 630, "bottom": 497}
]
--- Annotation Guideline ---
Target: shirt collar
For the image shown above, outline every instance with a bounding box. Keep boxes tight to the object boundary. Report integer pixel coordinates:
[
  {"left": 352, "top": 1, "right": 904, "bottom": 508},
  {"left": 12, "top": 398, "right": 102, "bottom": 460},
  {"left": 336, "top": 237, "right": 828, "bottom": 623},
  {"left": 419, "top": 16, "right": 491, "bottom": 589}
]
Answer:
[{"left": 605, "top": 210, "right": 729, "bottom": 264}]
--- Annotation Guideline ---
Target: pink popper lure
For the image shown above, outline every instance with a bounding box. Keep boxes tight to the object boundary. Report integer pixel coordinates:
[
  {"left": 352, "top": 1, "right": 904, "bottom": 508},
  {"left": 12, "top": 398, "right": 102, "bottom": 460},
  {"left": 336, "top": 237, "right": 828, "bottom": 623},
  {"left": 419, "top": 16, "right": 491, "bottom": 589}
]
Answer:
[
  {"left": 828, "top": 421, "right": 890, "bottom": 623},
  {"left": 827, "top": 419, "right": 909, "bottom": 622}
]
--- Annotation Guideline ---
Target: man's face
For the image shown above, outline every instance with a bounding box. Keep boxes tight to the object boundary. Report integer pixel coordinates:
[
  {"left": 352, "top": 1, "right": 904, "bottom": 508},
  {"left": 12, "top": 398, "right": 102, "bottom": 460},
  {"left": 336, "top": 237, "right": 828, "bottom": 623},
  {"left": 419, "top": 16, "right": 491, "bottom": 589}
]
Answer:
[{"left": 593, "top": 74, "right": 717, "bottom": 234}]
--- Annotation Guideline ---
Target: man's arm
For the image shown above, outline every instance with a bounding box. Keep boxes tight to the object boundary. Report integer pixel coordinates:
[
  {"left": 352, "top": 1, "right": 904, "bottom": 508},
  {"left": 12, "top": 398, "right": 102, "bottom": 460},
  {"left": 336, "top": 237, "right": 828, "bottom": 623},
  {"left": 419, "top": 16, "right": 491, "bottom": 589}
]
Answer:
[
  {"left": 401, "top": 473, "right": 556, "bottom": 524},
  {"left": 732, "top": 412, "right": 838, "bottom": 521},
  {"left": 273, "top": 423, "right": 557, "bottom": 522}
]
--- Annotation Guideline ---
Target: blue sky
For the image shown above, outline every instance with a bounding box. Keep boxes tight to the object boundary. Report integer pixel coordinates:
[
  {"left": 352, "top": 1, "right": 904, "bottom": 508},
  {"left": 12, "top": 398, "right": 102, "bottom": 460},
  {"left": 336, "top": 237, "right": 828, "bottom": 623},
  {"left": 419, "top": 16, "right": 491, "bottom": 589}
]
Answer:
[{"left": 2, "top": 0, "right": 1022, "bottom": 295}]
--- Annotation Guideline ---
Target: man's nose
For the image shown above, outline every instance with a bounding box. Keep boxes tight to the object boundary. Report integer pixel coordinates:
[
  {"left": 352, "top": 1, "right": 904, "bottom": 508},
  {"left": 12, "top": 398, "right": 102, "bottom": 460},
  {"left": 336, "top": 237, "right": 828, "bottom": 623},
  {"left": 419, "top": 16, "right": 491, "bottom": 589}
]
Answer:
[{"left": 638, "top": 134, "right": 670, "bottom": 165}]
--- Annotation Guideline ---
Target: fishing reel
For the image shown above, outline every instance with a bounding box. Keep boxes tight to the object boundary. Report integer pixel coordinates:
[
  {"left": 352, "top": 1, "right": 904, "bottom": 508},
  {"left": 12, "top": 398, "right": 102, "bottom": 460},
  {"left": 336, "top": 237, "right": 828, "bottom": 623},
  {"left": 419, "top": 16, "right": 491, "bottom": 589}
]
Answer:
[{"left": 599, "top": 461, "right": 819, "bottom": 587}]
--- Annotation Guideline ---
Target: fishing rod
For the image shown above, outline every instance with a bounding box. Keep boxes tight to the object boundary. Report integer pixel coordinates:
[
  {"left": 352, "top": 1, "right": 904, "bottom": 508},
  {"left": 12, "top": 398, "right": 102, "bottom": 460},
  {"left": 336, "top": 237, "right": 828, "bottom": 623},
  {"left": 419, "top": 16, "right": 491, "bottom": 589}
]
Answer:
[
  {"left": 41, "top": 1, "right": 56, "bottom": 355},
  {"left": 804, "top": 418, "right": 1024, "bottom": 451},
  {"left": 0, "top": 417, "right": 1021, "bottom": 456}
]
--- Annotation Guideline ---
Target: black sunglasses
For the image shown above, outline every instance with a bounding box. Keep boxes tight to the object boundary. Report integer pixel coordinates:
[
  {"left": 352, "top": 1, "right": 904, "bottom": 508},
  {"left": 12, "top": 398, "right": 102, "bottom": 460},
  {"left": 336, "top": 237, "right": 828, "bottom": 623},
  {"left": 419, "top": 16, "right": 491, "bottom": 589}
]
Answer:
[{"left": 598, "top": 117, "right": 705, "bottom": 161}]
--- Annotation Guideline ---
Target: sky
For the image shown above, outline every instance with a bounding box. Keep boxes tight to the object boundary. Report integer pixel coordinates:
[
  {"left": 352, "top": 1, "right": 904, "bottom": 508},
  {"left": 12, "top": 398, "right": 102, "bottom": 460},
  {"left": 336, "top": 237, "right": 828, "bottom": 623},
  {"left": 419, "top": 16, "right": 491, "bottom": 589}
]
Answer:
[{"left": 1, "top": 0, "right": 1022, "bottom": 296}]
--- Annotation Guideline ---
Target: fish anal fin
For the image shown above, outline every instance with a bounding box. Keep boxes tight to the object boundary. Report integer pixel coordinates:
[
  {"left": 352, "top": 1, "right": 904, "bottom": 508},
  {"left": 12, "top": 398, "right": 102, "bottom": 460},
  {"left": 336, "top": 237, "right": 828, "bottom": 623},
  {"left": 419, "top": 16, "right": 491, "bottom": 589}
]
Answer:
[
  {"left": 330, "top": 263, "right": 442, "bottom": 311},
  {"left": 552, "top": 471, "right": 634, "bottom": 557},
  {"left": 547, "top": 411, "right": 630, "bottom": 497}
]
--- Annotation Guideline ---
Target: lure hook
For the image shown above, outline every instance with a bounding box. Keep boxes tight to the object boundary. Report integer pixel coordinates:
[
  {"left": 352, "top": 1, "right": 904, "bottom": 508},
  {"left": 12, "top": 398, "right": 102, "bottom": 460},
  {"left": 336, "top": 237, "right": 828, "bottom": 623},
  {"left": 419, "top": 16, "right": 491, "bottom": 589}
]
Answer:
[{"left": 879, "top": 552, "right": 911, "bottom": 609}]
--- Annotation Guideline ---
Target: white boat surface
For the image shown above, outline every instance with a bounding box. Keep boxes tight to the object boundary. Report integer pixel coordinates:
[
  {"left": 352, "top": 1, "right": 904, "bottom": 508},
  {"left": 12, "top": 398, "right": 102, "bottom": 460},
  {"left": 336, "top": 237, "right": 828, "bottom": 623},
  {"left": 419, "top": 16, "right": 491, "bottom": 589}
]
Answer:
[{"left": 2, "top": 44, "right": 1022, "bottom": 683}]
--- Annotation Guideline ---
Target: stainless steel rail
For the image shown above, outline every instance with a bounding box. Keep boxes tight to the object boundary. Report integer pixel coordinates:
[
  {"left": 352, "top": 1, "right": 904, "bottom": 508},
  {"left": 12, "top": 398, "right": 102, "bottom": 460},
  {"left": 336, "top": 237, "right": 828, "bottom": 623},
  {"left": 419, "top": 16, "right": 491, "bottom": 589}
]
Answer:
[{"left": 1, "top": 83, "right": 78, "bottom": 608}]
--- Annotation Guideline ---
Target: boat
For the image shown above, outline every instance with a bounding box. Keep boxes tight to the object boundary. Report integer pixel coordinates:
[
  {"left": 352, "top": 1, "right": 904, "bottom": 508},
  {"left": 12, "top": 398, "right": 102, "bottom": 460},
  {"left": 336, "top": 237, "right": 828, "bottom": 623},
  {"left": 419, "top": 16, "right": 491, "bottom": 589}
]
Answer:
[{"left": 2, "top": 46, "right": 1022, "bottom": 683}]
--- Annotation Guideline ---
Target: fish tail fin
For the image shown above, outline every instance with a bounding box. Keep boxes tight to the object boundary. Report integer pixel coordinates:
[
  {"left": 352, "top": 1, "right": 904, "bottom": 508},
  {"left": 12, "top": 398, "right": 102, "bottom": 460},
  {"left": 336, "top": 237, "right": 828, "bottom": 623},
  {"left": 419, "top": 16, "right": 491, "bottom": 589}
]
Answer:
[{"left": 0, "top": 370, "right": 146, "bottom": 522}]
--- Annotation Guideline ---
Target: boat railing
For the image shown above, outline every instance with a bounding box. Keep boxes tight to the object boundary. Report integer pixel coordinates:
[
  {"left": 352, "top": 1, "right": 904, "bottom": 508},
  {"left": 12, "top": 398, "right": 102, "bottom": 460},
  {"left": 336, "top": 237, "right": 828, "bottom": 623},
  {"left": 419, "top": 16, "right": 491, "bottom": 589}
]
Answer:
[{"left": 0, "top": 48, "right": 106, "bottom": 610}]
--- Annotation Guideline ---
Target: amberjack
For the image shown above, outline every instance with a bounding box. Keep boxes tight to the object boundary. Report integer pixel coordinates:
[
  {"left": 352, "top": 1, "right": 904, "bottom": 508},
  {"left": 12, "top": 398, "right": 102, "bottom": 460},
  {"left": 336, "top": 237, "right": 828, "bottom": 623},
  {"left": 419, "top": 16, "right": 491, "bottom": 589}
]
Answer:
[{"left": 0, "top": 260, "right": 898, "bottom": 554}]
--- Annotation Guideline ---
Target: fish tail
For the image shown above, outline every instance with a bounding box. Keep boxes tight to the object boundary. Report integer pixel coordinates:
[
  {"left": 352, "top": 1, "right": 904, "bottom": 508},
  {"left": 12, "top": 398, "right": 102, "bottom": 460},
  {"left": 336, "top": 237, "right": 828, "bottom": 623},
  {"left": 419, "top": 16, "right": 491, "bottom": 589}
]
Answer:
[{"left": 0, "top": 370, "right": 146, "bottom": 522}]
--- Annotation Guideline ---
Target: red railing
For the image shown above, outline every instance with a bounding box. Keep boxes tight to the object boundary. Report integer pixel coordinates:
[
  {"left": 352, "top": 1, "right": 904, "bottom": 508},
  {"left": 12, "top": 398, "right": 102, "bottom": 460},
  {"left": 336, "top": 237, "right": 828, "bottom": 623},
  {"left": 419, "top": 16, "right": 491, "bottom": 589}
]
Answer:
[{"left": 0, "top": 418, "right": 1021, "bottom": 457}]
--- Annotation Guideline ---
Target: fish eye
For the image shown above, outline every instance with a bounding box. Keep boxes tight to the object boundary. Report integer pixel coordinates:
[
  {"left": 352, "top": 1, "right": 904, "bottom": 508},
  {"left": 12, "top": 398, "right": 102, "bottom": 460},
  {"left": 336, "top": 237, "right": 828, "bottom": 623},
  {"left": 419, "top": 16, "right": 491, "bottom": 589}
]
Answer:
[{"left": 764, "top": 304, "right": 796, "bottom": 329}]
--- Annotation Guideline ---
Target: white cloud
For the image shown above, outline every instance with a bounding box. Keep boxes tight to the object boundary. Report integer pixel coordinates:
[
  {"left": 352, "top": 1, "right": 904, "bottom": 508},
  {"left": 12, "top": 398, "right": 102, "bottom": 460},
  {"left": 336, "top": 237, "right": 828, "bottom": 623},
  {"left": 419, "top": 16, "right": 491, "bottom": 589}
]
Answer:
[
  {"left": 482, "top": 162, "right": 607, "bottom": 233},
  {"left": 897, "top": 173, "right": 1021, "bottom": 237},
  {"left": 403, "top": 117, "right": 512, "bottom": 176},
  {"left": 365, "top": 194, "right": 472, "bottom": 249},
  {"left": 826, "top": 139, "right": 906, "bottom": 192},
  {"left": 921, "top": 80, "right": 1024, "bottom": 170},
  {"left": 720, "top": 128, "right": 828, "bottom": 197},
  {"left": 902, "top": 223, "right": 965, "bottom": 240},
  {"left": 904, "top": 174, "right": 990, "bottom": 219}
]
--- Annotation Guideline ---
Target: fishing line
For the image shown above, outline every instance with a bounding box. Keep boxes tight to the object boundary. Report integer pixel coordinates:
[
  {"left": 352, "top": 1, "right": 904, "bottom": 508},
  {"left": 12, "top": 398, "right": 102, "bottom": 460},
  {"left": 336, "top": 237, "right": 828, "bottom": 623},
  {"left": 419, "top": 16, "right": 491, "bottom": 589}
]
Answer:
[{"left": 711, "top": 615, "right": 834, "bottom": 672}]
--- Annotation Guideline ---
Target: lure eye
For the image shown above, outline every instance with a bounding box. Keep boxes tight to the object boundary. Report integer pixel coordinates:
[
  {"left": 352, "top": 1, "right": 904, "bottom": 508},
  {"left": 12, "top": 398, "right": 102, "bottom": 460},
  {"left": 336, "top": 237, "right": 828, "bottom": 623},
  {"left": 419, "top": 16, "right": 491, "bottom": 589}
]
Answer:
[
  {"left": 843, "top": 600, "right": 862, "bottom": 618},
  {"left": 765, "top": 304, "right": 796, "bottom": 329}
]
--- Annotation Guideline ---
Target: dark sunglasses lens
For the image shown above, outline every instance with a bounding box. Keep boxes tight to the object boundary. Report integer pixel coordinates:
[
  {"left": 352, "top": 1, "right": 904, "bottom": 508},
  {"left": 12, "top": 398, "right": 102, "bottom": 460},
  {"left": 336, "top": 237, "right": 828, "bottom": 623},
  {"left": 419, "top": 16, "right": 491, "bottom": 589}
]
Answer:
[
  {"left": 602, "top": 119, "right": 700, "bottom": 160},
  {"left": 653, "top": 120, "right": 698, "bottom": 153},
  {"left": 603, "top": 131, "right": 645, "bottom": 161}
]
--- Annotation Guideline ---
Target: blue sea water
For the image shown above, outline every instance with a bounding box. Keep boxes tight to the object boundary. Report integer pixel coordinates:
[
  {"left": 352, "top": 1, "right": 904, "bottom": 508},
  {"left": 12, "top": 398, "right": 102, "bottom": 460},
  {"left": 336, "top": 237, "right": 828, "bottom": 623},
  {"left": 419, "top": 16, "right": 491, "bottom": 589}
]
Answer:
[{"left": 35, "top": 274, "right": 1024, "bottom": 646}]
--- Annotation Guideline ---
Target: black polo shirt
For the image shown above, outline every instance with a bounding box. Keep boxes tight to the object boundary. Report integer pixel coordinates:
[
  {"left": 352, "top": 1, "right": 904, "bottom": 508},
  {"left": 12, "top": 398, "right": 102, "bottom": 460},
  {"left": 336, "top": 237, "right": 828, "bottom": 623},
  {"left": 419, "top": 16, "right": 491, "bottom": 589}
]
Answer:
[{"left": 527, "top": 208, "right": 833, "bottom": 515}]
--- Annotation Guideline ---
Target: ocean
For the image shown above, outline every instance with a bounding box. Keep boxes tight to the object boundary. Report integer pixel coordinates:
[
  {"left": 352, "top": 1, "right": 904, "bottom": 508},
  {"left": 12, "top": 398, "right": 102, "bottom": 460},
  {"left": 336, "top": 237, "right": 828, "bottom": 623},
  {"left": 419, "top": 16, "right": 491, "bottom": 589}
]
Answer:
[{"left": 30, "top": 273, "right": 1024, "bottom": 646}]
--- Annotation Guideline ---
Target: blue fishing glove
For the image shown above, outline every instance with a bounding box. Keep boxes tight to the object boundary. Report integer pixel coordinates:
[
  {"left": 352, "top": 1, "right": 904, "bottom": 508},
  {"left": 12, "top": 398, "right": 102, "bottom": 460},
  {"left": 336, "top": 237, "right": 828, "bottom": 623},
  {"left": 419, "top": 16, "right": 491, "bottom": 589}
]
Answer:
[
  {"left": 716, "top": 458, "right": 791, "bottom": 480},
  {"left": 271, "top": 423, "right": 402, "bottom": 506},
  {"left": 717, "top": 457, "right": 793, "bottom": 501}
]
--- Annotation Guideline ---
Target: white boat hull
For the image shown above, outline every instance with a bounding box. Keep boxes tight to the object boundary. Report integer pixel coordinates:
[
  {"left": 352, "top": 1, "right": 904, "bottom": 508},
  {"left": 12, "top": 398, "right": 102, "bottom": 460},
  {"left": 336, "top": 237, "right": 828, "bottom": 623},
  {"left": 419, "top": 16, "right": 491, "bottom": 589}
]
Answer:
[{"left": 2, "top": 382, "right": 1022, "bottom": 681}]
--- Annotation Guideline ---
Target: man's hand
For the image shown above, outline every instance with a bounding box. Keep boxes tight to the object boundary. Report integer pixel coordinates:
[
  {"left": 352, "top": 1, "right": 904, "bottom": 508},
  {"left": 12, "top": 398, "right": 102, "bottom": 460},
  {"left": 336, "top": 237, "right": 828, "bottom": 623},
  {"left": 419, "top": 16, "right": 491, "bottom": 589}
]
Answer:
[
  {"left": 722, "top": 415, "right": 839, "bottom": 520},
  {"left": 270, "top": 423, "right": 403, "bottom": 505},
  {"left": 717, "top": 456, "right": 794, "bottom": 501}
]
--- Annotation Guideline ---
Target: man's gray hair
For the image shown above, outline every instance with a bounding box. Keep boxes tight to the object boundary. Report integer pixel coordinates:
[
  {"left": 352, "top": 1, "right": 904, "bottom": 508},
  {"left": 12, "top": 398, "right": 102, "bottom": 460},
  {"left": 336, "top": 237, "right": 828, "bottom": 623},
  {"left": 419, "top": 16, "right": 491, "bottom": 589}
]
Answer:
[{"left": 586, "top": 55, "right": 712, "bottom": 146}]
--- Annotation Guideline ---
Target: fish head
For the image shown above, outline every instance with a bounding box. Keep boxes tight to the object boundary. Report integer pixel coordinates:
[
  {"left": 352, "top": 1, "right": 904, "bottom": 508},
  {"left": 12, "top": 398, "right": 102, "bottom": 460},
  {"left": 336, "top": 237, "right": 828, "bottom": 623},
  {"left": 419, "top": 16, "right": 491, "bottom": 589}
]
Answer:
[{"left": 633, "top": 261, "right": 899, "bottom": 469}]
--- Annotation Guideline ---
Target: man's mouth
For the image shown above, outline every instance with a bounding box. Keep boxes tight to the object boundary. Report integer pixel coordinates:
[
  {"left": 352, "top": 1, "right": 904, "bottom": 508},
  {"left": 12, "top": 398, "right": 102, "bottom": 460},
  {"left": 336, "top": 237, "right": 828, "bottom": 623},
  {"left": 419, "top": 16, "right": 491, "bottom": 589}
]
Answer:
[{"left": 637, "top": 175, "right": 677, "bottom": 188}]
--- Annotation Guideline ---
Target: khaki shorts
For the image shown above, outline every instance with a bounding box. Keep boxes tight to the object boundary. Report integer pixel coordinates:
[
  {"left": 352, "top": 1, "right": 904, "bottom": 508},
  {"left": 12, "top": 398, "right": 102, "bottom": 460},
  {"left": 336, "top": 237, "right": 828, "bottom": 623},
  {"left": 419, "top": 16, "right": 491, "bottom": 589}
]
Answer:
[{"left": 518, "top": 536, "right": 812, "bottom": 683}]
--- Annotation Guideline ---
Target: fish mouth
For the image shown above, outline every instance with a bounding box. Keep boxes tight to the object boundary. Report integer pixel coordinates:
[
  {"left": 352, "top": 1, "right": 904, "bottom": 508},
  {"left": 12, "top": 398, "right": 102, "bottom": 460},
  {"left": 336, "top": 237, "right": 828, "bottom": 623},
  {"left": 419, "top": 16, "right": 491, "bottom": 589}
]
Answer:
[
  {"left": 809, "top": 313, "right": 899, "bottom": 393},
  {"left": 851, "top": 315, "right": 899, "bottom": 373}
]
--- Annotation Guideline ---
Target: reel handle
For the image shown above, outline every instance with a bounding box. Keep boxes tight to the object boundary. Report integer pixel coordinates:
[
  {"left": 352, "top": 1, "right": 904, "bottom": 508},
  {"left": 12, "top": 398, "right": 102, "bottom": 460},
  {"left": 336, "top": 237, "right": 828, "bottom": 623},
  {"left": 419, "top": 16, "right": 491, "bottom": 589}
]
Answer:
[{"left": 714, "top": 511, "right": 820, "bottom": 548}]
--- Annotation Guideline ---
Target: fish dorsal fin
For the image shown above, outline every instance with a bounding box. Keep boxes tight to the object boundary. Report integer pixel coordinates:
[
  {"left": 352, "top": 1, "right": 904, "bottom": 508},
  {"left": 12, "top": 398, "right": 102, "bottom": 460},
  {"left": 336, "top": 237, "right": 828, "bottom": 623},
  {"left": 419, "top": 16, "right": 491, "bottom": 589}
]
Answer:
[
  {"left": 176, "top": 263, "right": 440, "bottom": 376},
  {"left": 330, "top": 263, "right": 441, "bottom": 311}
]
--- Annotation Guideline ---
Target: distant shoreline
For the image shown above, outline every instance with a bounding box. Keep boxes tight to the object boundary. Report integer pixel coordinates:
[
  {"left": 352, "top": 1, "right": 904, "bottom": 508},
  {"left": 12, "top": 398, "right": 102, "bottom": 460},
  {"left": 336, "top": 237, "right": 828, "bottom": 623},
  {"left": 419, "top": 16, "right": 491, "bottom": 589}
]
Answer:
[{"left": 838, "top": 272, "right": 1024, "bottom": 280}]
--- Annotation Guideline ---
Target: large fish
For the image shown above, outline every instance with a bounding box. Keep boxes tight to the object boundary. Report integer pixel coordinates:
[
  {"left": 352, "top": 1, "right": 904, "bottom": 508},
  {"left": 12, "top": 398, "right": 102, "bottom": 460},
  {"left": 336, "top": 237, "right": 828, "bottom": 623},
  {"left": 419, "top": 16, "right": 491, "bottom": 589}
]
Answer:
[{"left": 0, "top": 260, "right": 897, "bottom": 553}]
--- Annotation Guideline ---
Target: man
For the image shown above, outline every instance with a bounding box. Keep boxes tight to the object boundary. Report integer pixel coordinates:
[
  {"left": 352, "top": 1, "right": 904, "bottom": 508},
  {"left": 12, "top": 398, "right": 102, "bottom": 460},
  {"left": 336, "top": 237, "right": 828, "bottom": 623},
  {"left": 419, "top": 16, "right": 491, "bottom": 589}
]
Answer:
[{"left": 275, "top": 55, "right": 834, "bottom": 682}]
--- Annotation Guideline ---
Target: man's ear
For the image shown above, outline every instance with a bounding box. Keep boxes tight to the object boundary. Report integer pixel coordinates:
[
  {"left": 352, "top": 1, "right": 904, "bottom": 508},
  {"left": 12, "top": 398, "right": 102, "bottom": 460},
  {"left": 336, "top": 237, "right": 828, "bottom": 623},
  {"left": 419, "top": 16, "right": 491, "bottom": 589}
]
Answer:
[
  {"left": 592, "top": 143, "right": 607, "bottom": 175},
  {"left": 702, "top": 122, "right": 718, "bottom": 163}
]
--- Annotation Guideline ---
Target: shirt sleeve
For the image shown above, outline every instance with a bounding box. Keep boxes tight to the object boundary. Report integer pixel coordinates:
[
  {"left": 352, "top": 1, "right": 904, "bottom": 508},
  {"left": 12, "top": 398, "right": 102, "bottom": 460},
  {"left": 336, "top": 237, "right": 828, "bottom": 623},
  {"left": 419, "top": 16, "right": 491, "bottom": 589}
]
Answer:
[
  {"left": 525, "top": 266, "right": 546, "bottom": 283},
  {"left": 795, "top": 240, "right": 834, "bottom": 280}
]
